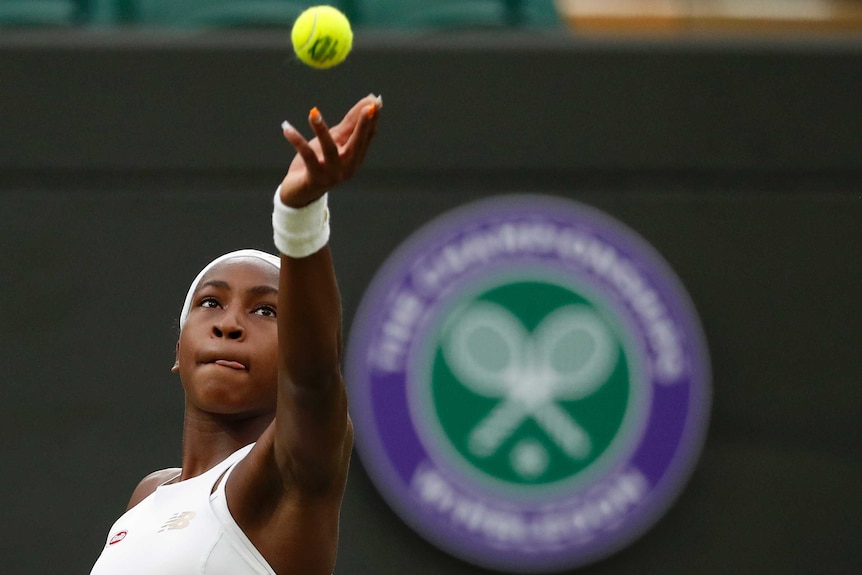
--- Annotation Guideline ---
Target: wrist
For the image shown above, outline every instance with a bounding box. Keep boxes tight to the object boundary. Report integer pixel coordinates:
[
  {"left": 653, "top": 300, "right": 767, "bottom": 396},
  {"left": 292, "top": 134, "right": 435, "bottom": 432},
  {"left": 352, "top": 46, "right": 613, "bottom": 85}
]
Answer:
[{"left": 272, "top": 186, "right": 330, "bottom": 258}]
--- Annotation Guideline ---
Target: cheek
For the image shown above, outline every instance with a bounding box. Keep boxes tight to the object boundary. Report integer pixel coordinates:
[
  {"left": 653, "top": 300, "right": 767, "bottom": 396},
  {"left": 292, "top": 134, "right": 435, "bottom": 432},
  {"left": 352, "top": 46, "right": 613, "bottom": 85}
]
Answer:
[
  {"left": 260, "top": 339, "right": 279, "bottom": 376},
  {"left": 257, "top": 333, "right": 279, "bottom": 380},
  {"left": 174, "top": 331, "right": 198, "bottom": 376}
]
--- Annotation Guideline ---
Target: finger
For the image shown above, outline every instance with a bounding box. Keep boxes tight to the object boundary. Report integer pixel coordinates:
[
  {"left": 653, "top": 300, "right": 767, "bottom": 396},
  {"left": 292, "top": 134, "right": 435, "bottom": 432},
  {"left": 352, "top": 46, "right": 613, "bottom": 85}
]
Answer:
[
  {"left": 282, "top": 120, "right": 322, "bottom": 172},
  {"left": 357, "top": 93, "right": 383, "bottom": 118},
  {"left": 340, "top": 95, "right": 377, "bottom": 127},
  {"left": 347, "top": 103, "right": 380, "bottom": 169},
  {"left": 366, "top": 100, "right": 381, "bottom": 141},
  {"left": 308, "top": 107, "right": 340, "bottom": 169},
  {"left": 330, "top": 94, "right": 382, "bottom": 145},
  {"left": 343, "top": 103, "right": 380, "bottom": 174},
  {"left": 281, "top": 119, "right": 306, "bottom": 147}
]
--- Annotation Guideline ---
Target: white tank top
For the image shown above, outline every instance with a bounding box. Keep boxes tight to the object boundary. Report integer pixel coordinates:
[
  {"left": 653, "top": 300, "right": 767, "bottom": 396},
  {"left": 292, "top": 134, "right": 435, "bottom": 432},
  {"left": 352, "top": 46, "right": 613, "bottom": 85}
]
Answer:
[{"left": 90, "top": 443, "right": 276, "bottom": 575}]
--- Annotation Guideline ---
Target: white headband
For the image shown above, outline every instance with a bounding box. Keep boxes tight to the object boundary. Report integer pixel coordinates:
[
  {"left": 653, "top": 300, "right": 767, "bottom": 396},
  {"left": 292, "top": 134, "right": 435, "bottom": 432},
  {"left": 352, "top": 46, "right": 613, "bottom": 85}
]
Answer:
[{"left": 178, "top": 249, "right": 281, "bottom": 329}]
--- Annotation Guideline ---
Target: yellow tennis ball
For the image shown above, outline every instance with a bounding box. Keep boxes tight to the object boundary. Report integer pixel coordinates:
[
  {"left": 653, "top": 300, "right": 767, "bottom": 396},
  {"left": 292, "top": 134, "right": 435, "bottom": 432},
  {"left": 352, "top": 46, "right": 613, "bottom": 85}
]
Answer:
[{"left": 291, "top": 5, "right": 353, "bottom": 69}]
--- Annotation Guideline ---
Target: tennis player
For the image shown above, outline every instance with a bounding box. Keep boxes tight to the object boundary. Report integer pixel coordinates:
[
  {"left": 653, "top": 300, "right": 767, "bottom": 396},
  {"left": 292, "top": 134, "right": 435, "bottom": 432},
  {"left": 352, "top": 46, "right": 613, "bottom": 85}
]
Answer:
[{"left": 89, "top": 93, "right": 382, "bottom": 575}]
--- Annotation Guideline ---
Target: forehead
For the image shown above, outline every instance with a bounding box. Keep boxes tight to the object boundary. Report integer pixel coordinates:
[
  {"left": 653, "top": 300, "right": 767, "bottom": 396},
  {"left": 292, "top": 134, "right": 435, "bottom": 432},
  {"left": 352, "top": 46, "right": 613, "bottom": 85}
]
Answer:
[{"left": 197, "top": 257, "right": 279, "bottom": 288}]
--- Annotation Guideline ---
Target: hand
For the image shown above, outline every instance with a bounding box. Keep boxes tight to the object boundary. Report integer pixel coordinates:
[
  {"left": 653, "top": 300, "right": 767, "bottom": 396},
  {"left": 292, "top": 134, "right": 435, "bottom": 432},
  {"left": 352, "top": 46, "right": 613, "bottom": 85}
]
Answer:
[{"left": 278, "top": 94, "right": 382, "bottom": 208}]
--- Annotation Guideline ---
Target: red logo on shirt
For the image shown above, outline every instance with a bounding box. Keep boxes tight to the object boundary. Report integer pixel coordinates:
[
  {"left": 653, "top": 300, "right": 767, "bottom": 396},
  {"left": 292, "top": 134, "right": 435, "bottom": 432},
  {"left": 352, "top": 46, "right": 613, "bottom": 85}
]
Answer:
[{"left": 109, "top": 531, "right": 127, "bottom": 545}]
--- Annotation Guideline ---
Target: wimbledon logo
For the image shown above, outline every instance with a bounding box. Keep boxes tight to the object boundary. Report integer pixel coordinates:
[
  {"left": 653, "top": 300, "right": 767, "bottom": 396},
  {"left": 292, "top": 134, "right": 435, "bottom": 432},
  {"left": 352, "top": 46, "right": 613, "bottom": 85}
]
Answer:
[{"left": 345, "top": 195, "right": 711, "bottom": 572}]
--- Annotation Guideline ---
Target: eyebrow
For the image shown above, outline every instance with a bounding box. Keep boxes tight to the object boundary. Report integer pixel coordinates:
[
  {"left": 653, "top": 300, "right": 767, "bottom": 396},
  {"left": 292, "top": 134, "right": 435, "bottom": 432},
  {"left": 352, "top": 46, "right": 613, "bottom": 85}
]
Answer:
[{"left": 197, "top": 280, "right": 278, "bottom": 297}]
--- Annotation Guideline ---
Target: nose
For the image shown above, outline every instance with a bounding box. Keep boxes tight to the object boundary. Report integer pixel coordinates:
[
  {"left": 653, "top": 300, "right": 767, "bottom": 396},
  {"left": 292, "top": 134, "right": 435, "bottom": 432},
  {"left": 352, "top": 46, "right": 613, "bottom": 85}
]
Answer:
[{"left": 212, "top": 310, "right": 244, "bottom": 340}]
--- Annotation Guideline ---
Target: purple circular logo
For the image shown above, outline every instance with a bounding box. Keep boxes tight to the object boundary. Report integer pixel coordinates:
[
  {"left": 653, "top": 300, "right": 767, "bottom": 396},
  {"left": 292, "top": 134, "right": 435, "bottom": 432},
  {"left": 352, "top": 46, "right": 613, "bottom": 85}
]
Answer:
[{"left": 345, "top": 195, "right": 711, "bottom": 572}]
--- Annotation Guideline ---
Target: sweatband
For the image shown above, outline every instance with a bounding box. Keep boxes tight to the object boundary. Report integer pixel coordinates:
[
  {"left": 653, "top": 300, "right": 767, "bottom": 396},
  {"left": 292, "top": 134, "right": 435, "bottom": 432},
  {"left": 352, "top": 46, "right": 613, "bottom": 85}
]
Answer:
[{"left": 272, "top": 186, "right": 330, "bottom": 258}]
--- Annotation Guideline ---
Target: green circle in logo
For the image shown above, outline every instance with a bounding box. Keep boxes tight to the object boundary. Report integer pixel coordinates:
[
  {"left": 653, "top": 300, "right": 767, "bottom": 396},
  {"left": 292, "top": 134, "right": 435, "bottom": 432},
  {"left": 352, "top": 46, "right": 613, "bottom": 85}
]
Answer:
[{"left": 415, "top": 277, "right": 640, "bottom": 491}]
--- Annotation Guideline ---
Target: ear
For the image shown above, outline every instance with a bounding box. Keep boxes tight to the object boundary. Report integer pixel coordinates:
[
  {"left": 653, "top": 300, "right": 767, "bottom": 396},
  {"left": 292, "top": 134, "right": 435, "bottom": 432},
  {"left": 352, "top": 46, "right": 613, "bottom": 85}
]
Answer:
[{"left": 171, "top": 341, "right": 180, "bottom": 373}]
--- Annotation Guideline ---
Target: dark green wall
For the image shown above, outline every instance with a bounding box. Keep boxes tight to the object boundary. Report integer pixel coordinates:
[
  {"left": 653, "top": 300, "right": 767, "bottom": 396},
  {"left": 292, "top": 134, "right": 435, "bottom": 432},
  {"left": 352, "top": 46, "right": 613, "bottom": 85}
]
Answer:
[{"left": 1, "top": 28, "right": 860, "bottom": 574}]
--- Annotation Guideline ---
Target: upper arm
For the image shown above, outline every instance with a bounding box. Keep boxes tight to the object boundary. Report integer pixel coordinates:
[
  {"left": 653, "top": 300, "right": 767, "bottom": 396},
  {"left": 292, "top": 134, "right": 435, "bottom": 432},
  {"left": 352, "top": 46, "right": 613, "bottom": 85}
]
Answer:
[
  {"left": 274, "top": 377, "right": 353, "bottom": 495},
  {"left": 226, "top": 423, "right": 352, "bottom": 575}
]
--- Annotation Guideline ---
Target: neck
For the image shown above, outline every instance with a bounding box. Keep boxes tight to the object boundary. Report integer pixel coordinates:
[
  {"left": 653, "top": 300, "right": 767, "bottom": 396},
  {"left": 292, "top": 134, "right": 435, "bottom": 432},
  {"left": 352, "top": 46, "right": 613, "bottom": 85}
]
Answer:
[{"left": 178, "top": 406, "right": 273, "bottom": 480}]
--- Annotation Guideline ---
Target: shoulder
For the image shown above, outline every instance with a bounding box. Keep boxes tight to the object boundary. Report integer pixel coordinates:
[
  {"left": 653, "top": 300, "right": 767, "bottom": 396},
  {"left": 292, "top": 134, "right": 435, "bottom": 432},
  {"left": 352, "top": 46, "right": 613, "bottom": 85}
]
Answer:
[{"left": 126, "top": 468, "right": 182, "bottom": 511}]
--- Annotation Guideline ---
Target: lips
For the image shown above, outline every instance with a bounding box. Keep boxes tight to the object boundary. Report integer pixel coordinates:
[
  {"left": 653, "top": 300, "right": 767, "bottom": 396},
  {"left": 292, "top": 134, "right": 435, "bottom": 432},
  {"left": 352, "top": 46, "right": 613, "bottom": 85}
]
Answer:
[
  {"left": 198, "top": 351, "right": 249, "bottom": 371},
  {"left": 213, "top": 359, "right": 247, "bottom": 370}
]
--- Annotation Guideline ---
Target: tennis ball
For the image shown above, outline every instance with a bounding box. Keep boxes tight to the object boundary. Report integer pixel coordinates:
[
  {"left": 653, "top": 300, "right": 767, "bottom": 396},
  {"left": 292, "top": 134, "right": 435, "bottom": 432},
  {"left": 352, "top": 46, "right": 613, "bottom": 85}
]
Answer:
[{"left": 291, "top": 5, "right": 353, "bottom": 69}]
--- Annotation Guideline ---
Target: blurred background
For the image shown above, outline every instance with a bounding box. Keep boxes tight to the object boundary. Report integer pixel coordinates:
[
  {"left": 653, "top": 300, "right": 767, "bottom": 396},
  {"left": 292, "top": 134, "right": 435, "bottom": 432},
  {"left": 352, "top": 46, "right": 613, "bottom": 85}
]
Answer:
[{"left": 1, "top": 1, "right": 860, "bottom": 573}]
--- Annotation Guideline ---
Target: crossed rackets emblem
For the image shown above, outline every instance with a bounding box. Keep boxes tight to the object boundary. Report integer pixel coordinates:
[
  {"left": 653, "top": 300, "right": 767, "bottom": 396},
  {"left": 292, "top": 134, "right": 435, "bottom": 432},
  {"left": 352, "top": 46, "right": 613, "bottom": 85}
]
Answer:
[{"left": 442, "top": 302, "right": 618, "bottom": 466}]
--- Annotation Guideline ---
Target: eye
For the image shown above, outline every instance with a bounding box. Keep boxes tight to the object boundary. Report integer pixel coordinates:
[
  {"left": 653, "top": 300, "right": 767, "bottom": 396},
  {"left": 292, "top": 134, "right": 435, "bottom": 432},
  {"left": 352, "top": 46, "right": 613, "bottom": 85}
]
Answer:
[
  {"left": 199, "top": 296, "right": 221, "bottom": 309},
  {"left": 253, "top": 305, "right": 277, "bottom": 318}
]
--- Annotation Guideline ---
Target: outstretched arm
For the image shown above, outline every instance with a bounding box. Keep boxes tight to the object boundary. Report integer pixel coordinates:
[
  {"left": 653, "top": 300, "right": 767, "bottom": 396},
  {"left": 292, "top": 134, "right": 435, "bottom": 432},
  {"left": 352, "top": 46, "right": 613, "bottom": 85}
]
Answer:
[
  {"left": 201, "top": 95, "right": 380, "bottom": 575},
  {"left": 273, "top": 95, "right": 380, "bottom": 491}
]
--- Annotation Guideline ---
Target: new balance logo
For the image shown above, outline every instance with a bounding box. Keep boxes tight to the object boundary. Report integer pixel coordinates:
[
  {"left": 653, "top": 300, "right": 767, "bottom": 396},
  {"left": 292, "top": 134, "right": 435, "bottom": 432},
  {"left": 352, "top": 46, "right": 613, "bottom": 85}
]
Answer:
[{"left": 158, "top": 511, "right": 196, "bottom": 532}]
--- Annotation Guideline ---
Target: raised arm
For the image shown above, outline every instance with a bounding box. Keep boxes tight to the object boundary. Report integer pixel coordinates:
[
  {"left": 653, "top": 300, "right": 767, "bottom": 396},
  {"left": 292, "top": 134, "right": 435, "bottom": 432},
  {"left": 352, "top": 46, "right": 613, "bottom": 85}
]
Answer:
[
  {"left": 223, "top": 95, "right": 380, "bottom": 575},
  {"left": 272, "top": 95, "right": 380, "bottom": 491}
]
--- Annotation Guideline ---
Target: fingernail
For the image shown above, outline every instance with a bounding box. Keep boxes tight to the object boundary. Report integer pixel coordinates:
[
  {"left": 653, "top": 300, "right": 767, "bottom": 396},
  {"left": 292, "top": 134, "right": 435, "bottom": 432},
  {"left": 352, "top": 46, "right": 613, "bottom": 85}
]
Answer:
[
  {"left": 366, "top": 103, "right": 377, "bottom": 118},
  {"left": 281, "top": 120, "right": 294, "bottom": 133},
  {"left": 310, "top": 107, "right": 323, "bottom": 124},
  {"left": 367, "top": 93, "right": 383, "bottom": 109}
]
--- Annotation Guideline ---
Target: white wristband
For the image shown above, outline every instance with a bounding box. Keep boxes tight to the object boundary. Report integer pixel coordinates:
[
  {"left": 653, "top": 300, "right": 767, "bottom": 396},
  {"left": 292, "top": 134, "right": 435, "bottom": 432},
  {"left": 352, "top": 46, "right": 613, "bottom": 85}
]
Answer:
[{"left": 272, "top": 186, "right": 330, "bottom": 258}]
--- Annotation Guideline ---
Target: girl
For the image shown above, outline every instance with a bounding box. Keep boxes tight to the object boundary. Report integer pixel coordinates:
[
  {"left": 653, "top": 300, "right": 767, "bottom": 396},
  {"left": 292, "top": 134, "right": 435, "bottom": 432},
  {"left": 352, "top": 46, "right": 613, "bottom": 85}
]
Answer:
[{"left": 90, "top": 94, "right": 382, "bottom": 575}]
